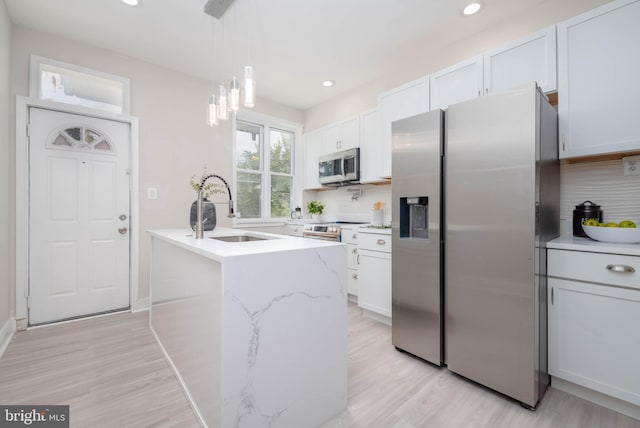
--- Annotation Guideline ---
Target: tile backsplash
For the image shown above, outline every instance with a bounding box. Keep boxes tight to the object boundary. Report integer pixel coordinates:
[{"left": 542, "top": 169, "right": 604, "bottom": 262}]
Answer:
[
  {"left": 304, "top": 184, "right": 392, "bottom": 224},
  {"left": 561, "top": 159, "right": 640, "bottom": 222}
]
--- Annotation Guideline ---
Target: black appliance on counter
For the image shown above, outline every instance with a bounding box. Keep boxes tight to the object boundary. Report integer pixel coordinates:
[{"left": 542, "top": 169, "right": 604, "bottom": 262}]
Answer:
[{"left": 573, "top": 201, "right": 603, "bottom": 237}]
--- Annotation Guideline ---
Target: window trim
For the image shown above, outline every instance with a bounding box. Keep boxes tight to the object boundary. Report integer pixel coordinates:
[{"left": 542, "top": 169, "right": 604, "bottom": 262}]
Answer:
[{"left": 233, "top": 111, "right": 302, "bottom": 223}]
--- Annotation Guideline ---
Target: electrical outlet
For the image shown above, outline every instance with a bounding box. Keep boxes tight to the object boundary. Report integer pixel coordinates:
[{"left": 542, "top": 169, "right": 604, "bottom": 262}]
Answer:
[
  {"left": 147, "top": 187, "right": 158, "bottom": 199},
  {"left": 622, "top": 156, "right": 640, "bottom": 176}
]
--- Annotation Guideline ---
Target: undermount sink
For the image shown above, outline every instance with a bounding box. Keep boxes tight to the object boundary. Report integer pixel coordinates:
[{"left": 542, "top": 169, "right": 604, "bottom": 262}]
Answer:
[{"left": 210, "top": 235, "right": 270, "bottom": 242}]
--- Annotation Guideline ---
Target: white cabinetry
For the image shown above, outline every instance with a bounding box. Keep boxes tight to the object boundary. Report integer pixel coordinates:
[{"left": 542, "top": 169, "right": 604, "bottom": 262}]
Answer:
[
  {"left": 484, "top": 26, "right": 557, "bottom": 95},
  {"left": 359, "top": 108, "right": 387, "bottom": 183},
  {"left": 548, "top": 248, "right": 640, "bottom": 408},
  {"left": 378, "top": 77, "right": 430, "bottom": 178},
  {"left": 322, "top": 116, "right": 360, "bottom": 154},
  {"left": 284, "top": 224, "right": 304, "bottom": 237},
  {"left": 430, "top": 27, "right": 556, "bottom": 111},
  {"left": 341, "top": 227, "right": 359, "bottom": 297},
  {"left": 558, "top": 0, "right": 640, "bottom": 158},
  {"left": 430, "top": 56, "right": 483, "bottom": 110},
  {"left": 303, "top": 128, "right": 322, "bottom": 190},
  {"left": 357, "top": 230, "right": 392, "bottom": 319}
]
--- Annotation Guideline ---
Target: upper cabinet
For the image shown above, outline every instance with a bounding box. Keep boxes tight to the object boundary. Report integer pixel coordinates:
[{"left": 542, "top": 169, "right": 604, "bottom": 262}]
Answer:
[
  {"left": 430, "top": 27, "right": 557, "bottom": 111},
  {"left": 378, "top": 77, "right": 430, "bottom": 178},
  {"left": 321, "top": 116, "right": 360, "bottom": 154},
  {"left": 484, "top": 26, "right": 557, "bottom": 95},
  {"left": 430, "top": 56, "right": 483, "bottom": 110},
  {"left": 303, "top": 128, "right": 322, "bottom": 190},
  {"left": 558, "top": 0, "right": 640, "bottom": 159},
  {"left": 359, "top": 108, "right": 388, "bottom": 184}
]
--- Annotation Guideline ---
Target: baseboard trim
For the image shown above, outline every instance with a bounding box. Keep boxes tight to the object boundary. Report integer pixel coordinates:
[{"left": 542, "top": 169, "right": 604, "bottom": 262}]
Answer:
[
  {"left": 362, "top": 308, "right": 391, "bottom": 326},
  {"left": 0, "top": 318, "right": 16, "bottom": 360},
  {"left": 131, "top": 297, "right": 150, "bottom": 313},
  {"left": 552, "top": 377, "right": 640, "bottom": 421},
  {"left": 150, "top": 326, "right": 207, "bottom": 427}
]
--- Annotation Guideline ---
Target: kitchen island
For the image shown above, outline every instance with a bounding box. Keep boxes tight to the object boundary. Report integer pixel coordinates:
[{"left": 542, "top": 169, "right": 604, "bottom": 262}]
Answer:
[{"left": 148, "top": 228, "right": 347, "bottom": 428}]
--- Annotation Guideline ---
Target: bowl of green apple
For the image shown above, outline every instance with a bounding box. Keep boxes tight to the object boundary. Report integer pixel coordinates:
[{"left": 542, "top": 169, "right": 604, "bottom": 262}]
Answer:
[{"left": 582, "top": 219, "right": 640, "bottom": 244}]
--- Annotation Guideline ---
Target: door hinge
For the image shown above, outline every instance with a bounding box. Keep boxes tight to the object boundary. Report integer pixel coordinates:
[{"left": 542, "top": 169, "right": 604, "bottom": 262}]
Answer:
[
  {"left": 27, "top": 294, "right": 31, "bottom": 309},
  {"left": 26, "top": 123, "right": 30, "bottom": 137},
  {"left": 551, "top": 287, "right": 554, "bottom": 305}
]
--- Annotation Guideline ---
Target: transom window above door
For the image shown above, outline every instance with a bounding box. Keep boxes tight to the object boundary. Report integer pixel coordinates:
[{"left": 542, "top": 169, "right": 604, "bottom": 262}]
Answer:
[{"left": 48, "top": 125, "right": 114, "bottom": 154}]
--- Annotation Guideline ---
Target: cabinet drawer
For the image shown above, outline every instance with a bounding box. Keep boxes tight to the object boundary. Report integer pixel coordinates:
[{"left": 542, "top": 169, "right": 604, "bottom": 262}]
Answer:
[
  {"left": 358, "top": 232, "right": 391, "bottom": 253},
  {"left": 347, "top": 244, "right": 358, "bottom": 269},
  {"left": 341, "top": 229, "right": 358, "bottom": 244},
  {"left": 548, "top": 249, "right": 640, "bottom": 290}
]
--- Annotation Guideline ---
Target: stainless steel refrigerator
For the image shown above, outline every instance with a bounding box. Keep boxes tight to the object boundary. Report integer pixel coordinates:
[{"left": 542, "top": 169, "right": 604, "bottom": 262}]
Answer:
[
  {"left": 391, "top": 84, "right": 559, "bottom": 408},
  {"left": 391, "top": 109, "right": 444, "bottom": 366},
  {"left": 445, "top": 84, "right": 559, "bottom": 408}
]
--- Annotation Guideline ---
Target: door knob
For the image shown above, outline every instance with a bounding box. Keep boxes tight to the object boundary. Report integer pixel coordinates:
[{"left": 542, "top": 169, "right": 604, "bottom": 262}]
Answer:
[{"left": 118, "top": 227, "right": 128, "bottom": 235}]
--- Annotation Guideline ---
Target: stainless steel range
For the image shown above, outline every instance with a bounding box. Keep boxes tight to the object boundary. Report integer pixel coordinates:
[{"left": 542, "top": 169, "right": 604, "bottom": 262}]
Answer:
[{"left": 303, "top": 222, "right": 367, "bottom": 242}]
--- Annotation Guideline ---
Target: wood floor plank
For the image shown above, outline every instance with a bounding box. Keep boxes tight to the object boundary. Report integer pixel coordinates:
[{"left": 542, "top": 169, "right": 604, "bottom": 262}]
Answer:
[{"left": 1, "top": 304, "right": 638, "bottom": 427}]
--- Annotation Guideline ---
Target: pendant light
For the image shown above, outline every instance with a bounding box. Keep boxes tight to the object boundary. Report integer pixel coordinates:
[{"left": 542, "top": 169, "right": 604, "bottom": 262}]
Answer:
[
  {"left": 243, "top": 65, "right": 255, "bottom": 108},
  {"left": 217, "top": 84, "right": 229, "bottom": 120},
  {"left": 207, "top": 93, "right": 218, "bottom": 126},
  {"left": 229, "top": 76, "right": 240, "bottom": 112}
]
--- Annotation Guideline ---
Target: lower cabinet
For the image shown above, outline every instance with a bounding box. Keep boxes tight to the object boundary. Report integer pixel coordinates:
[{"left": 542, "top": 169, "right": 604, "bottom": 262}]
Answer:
[
  {"left": 548, "top": 248, "right": 640, "bottom": 407},
  {"left": 357, "top": 231, "right": 392, "bottom": 318}
]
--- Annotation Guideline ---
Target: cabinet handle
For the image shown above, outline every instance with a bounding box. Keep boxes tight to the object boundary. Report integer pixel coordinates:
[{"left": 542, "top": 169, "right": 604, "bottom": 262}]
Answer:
[
  {"left": 352, "top": 248, "right": 357, "bottom": 254},
  {"left": 377, "top": 239, "right": 386, "bottom": 245},
  {"left": 485, "top": 88, "right": 489, "bottom": 95},
  {"left": 352, "top": 273, "right": 358, "bottom": 280},
  {"left": 352, "top": 234, "right": 357, "bottom": 239},
  {"left": 357, "top": 254, "right": 360, "bottom": 265},
  {"left": 606, "top": 264, "right": 636, "bottom": 273},
  {"left": 551, "top": 287, "right": 554, "bottom": 305},
  {"left": 477, "top": 89, "right": 481, "bottom": 96},
  {"left": 561, "top": 135, "right": 566, "bottom": 151}
]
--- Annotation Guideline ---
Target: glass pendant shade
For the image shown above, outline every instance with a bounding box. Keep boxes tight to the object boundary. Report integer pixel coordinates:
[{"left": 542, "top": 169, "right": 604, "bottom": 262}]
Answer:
[
  {"left": 217, "top": 85, "right": 229, "bottom": 120},
  {"left": 229, "top": 76, "right": 240, "bottom": 112},
  {"left": 207, "top": 94, "right": 218, "bottom": 126},
  {"left": 243, "top": 66, "right": 255, "bottom": 108}
]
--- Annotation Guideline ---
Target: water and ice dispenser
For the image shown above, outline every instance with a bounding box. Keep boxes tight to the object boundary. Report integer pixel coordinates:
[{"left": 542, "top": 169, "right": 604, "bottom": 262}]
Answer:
[{"left": 399, "top": 197, "right": 429, "bottom": 239}]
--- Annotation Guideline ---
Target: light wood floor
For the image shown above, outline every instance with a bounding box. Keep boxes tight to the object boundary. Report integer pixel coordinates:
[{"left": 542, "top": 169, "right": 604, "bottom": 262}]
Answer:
[{"left": 1, "top": 305, "right": 639, "bottom": 428}]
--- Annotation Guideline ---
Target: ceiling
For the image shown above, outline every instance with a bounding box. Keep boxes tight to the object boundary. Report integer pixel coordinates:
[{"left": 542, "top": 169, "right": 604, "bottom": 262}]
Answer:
[{"left": 5, "top": 0, "right": 549, "bottom": 111}]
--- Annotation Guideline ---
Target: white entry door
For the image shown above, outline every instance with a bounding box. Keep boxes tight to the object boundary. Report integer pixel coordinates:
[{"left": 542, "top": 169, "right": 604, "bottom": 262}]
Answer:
[{"left": 29, "top": 107, "right": 131, "bottom": 325}]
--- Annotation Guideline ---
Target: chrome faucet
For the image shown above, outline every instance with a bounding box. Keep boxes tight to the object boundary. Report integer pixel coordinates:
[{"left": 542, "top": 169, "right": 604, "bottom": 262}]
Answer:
[{"left": 195, "top": 174, "right": 235, "bottom": 239}]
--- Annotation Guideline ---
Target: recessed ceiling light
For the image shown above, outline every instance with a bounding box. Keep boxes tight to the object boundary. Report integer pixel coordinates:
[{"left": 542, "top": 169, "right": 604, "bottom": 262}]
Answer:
[
  {"left": 121, "top": 0, "right": 141, "bottom": 6},
  {"left": 321, "top": 80, "right": 335, "bottom": 88},
  {"left": 463, "top": 2, "right": 482, "bottom": 15}
]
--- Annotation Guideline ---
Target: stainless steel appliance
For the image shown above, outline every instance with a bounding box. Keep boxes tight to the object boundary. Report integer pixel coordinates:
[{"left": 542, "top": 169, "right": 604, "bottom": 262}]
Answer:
[
  {"left": 303, "top": 222, "right": 367, "bottom": 241},
  {"left": 318, "top": 148, "right": 360, "bottom": 186},
  {"left": 391, "top": 109, "right": 444, "bottom": 366},
  {"left": 445, "top": 84, "right": 559, "bottom": 408}
]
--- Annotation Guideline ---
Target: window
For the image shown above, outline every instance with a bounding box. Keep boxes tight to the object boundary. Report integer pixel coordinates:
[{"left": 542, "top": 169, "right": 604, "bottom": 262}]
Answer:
[
  {"left": 235, "top": 118, "right": 296, "bottom": 219},
  {"left": 30, "top": 55, "right": 130, "bottom": 115}
]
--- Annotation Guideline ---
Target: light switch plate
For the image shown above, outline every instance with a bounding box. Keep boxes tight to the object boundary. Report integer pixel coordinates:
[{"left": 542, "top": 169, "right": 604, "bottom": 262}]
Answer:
[
  {"left": 622, "top": 155, "right": 640, "bottom": 176},
  {"left": 147, "top": 187, "right": 158, "bottom": 199}
]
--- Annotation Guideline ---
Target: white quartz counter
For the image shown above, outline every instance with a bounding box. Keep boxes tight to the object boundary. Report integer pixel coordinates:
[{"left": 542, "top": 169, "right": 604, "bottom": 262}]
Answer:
[
  {"left": 548, "top": 235, "right": 640, "bottom": 256},
  {"left": 148, "top": 227, "right": 343, "bottom": 262},
  {"left": 148, "top": 227, "right": 347, "bottom": 427}
]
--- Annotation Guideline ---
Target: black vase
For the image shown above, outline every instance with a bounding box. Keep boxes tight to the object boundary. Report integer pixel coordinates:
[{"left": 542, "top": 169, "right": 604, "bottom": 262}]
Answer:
[{"left": 190, "top": 199, "right": 217, "bottom": 231}]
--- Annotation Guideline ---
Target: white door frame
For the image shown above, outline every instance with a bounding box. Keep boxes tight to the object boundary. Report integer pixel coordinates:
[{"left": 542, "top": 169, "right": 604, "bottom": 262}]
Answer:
[{"left": 15, "top": 96, "right": 140, "bottom": 324}]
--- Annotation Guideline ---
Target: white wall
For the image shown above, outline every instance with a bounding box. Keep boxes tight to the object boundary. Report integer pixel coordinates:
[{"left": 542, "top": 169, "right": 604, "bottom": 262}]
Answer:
[
  {"left": 0, "top": 0, "right": 11, "bottom": 328},
  {"left": 303, "top": 0, "right": 612, "bottom": 131},
  {"left": 9, "top": 26, "right": 303, "bottom": 316}
]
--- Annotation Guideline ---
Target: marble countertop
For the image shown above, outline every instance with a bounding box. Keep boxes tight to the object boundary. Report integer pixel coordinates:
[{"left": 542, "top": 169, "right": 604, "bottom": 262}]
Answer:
[
  {"left": 149, "top": 227, "right": 343, "bottom": 262},
  {"left": 548, "top": 235, "right": 640, "bottom": 256}
]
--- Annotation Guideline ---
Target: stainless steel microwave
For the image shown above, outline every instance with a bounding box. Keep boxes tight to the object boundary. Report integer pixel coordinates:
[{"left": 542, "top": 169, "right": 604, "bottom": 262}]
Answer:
[{"left": 318, "top": 148, "right": 360, "bottom": 186}]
